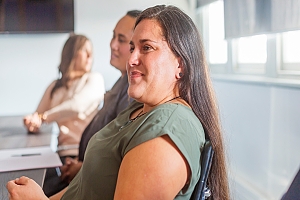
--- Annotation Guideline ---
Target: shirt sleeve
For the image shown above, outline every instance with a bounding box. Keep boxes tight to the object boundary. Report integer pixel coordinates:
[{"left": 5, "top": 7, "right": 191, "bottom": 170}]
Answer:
[
  {"left": 38, "top": 72, "right": 105, "bottom": 123},
  {"left": 35, "top": 80, "right": 56, "bottom": 114}
]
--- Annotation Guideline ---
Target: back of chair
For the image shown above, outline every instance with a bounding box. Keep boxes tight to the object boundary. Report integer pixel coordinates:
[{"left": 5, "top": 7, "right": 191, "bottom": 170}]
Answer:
[{"left": 190, "top": 140, "right": 214, "bottom": 200}]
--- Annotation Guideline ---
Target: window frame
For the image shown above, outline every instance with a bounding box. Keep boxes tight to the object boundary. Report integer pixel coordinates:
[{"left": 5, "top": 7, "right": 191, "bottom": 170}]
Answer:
[
  {"left": 195, "top": 0, "right": 300, "bottom": 82},
  {"left": 277, "top": 32, "right": 300, "bottom": 76}
]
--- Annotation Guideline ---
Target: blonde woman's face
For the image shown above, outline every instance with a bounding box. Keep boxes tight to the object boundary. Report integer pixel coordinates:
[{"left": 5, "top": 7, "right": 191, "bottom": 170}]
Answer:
[{"left": 74, "top": 40, "right": 93, "bottom": 74}]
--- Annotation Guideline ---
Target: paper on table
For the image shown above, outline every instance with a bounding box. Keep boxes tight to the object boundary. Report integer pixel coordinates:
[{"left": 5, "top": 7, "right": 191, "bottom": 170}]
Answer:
[{"left": 0, "top": 146, "right": 62, "bottom": 172}]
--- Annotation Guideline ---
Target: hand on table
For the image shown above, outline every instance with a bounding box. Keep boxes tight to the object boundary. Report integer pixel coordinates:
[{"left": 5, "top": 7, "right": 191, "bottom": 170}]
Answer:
[
  {"left": 23, "top": 112, "right": 42, "bottom": 133},
  {"left": 6, "top": 176, "right": 48, "bottom": 200}
]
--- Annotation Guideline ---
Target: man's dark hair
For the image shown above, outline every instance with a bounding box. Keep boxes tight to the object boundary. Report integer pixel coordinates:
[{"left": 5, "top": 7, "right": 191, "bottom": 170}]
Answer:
[{"left": 127, "top": 10, "right": 141, "bottom": 18}]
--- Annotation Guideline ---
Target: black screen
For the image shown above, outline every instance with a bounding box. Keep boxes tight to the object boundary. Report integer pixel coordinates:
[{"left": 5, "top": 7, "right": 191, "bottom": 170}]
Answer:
[{"left": 0, "top": 0, "right": 74, "bottom": 34}]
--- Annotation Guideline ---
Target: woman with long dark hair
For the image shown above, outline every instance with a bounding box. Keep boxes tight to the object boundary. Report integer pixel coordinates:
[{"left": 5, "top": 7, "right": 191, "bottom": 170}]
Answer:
[{"left": 8, "top": 5, "right": 229, "bottom": 200}]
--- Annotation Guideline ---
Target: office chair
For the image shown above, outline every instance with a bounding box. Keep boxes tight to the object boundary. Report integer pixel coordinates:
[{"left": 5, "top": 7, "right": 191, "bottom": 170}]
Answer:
[
  {"left": 190, "top": 140, "right": 214, "bottom": 200},
  {"left": 281, "top": 167, "right": 300, "bottom": 200}
]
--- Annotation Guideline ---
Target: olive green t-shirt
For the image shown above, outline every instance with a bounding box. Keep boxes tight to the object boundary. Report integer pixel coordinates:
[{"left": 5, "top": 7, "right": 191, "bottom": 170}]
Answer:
[{"left": 61, "top": 101, "right": 205, "bottom": 200}]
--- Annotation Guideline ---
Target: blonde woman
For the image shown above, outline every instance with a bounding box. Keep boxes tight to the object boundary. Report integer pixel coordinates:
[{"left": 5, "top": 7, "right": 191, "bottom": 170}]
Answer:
[{"left": 23, "top": 34, "right": 105, "bottom": 158}]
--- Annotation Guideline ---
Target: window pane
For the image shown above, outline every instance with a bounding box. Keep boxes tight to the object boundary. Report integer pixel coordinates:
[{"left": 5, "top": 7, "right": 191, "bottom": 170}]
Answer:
[
  {"left": 282, "top": 30, "right": 300, "bottom": 63},
  {"left": 208, "top": 1, "right": 227, "bottom": 64},
  {"left": 237, "top": 35, "right": 267, "bottom": 64}
]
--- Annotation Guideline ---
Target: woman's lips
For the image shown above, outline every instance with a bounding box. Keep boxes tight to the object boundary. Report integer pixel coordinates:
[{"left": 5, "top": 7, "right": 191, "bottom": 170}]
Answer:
[{"left": 130, "top": 71, "right": 143, "bottom": 78}]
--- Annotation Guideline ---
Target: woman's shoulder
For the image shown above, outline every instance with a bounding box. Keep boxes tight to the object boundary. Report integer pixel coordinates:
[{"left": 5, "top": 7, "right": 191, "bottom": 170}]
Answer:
[
  {"left": 76, "top": 71, "right": 103, "bottom": 82},
  {"left": 46, "top": 80, "right": 58, "bottom": 91},
  {"left": 148, "top": 103, "right": 205, "bottom": 134},
  {"left": 152, "top": 103, "right": 195, "bottom": 119},
  {"left": 79, "top": 72, "right": 104, "bottom": 88},
  {"left": 84, "top": 71, "right": 104, "bottom": 79}
]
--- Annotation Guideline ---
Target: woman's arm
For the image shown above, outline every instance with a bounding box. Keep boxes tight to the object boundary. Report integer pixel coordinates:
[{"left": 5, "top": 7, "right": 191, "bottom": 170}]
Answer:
[
  {"left": 35, "top": 81, "right": 56, "bottom": 114},
  {"left": 23, "top": 81, "right": 56, "bottom": 132},
  {"left": 114, "top": 135, "right": 190, "bottom": 200}
]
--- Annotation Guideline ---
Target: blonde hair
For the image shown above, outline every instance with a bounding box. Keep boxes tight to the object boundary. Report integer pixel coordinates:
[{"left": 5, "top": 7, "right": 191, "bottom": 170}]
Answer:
[{"left": 50, "top": 34, "right": 90, "bottom": 98}]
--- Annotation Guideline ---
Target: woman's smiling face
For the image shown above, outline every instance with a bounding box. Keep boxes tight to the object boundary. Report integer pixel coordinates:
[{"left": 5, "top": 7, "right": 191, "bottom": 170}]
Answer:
[{"left": 127, "top": 19, "right": 182, "bottom": 106}]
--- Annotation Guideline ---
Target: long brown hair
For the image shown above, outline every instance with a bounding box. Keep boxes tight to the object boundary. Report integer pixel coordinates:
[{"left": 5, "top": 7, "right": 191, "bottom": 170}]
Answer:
[
  {"left": 135, "top": 5, "right": 230, "bottom": 199},
  {"left": 50, "top": 34, "right": 90, "bottom": 98}
]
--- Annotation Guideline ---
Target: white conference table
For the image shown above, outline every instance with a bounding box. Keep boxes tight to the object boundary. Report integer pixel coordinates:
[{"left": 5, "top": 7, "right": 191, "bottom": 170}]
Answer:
[
  {"left": 0, "top": 115, "right": 58, "bottom": 150},
  {"left": 0, "top": 115, "right": 59, "bottom": 200}
]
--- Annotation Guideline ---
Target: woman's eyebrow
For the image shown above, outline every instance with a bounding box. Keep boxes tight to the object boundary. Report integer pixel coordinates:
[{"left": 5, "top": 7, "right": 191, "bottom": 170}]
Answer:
[
  {"left": 139, "top": 39, "right": 157, "bottom": 44},
  {"left": 130, "top": 39, "right": 158, "bottom": 45}
]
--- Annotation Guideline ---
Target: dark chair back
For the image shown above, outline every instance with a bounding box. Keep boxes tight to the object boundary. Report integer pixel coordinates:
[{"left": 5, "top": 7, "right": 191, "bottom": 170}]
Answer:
[{"left": 190, "top": 140, "right": 214, "bottom": 200}]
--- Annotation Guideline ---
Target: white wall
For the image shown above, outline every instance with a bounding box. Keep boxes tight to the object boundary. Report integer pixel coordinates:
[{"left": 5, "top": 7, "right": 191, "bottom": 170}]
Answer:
[
  {"left": 213, "top": 78, "right": 300, "bottom": 200},
  {"left": 0, "top": 0, "right": 190, "bottom": 116}
]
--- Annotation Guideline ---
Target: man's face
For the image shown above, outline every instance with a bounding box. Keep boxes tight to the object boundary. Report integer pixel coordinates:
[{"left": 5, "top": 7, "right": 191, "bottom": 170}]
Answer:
[{"left": 110, "top": 15, "right": 136, "bottom": 74}]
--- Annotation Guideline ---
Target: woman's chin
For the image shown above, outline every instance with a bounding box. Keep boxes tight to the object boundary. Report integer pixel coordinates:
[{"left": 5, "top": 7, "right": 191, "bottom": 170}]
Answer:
[{"left": 128, "top": 90, "right": 141, "bottom": 101}]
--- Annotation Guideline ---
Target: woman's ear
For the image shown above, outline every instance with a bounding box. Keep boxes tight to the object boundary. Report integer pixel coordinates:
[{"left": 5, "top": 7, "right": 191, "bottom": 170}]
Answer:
[{"left": 175, "top": 58, "right": 183, "bottom": 79}]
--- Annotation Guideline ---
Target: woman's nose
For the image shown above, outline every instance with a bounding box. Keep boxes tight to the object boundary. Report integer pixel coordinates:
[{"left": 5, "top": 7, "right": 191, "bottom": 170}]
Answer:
[{"left": 128, "top": 50, "right": 139, "bottom": 67}]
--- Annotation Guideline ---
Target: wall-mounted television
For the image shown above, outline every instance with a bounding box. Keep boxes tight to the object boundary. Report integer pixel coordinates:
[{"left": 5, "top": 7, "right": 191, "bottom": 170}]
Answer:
[{"left": 0, "top": 0, "right": 74, "bottom": 34}]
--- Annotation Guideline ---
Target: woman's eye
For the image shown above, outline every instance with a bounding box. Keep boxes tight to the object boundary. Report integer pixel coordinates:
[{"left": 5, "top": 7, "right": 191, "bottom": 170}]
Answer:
[{"left": 143, "top": 45, "right": 152, "bottom": 51}]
